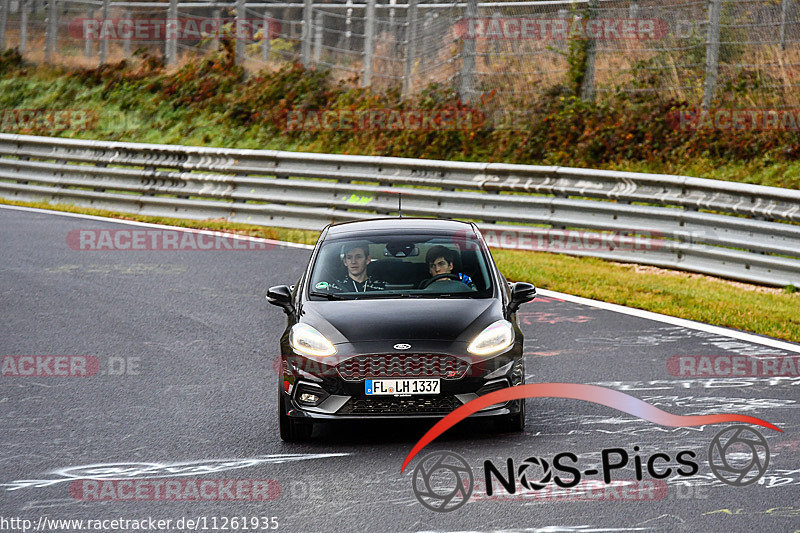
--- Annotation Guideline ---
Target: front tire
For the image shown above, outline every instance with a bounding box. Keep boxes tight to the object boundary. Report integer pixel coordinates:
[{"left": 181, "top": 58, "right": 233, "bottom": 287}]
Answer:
[
  {"left": 497, "top": 399, "right": 525, "bottom": 433},
  {"left": 279, "top": 390, "right": 313, "bottom": 442}
]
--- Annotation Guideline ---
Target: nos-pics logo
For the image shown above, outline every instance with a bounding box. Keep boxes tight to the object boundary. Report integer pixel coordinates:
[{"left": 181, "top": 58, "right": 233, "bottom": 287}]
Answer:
[{"left": 411, "top": 425, "right": 770, "bottom": 512}]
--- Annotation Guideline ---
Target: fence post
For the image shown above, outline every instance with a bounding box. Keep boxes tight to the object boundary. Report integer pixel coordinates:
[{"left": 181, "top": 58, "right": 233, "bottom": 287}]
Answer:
[
  {"left": 165, "top": 0, "right": 177, "bottom": 65},
  {"left": 389, "top": 0, "right": 397, "bottom": 51},
  {"left": 312, "top": 10, "right": 322, "bottom": 64},
  {"left": 703, "top": 0, "right": 722, "bottom": 108},
  {"left": 122, "top": 10, "right": 131, "bottom": 58},
  {"left": 19, "top": 0, "right": 28, "bottom": 54},
  {"left": 420, "top": 10, "right": 432, "bottom": 69},
  {"left": 84, "top": 8, "right": 93, "bottom": 57},
  {"left": 459, "top": 0, "right": 477, "bottom": 103},
  {"left": 212, "top": 7, "right": 221, "bottom": 50},
  {"left": 45, "top": 0, "right": 57, "bottom": 62},
  {"left": 1, "top": 0, "right": 10, "bottom": 51},
  {"left": 301, "top": 0, "right": 312, "bottom": 66},
  {"left": 486, "top": 10, "right": 502, "bottom": 66},
  {"left": 362, "top": 0, "right": 376, "bottom": 87},
  {"left": 98, "top": 0, "right": 109, "bottom": 65},
  {"left": 235, "top": 0, "right": 245, "bottom": 65},
  {"left": 557, "top": 8, "right": 567, "bottom": 51},
  {"left": 402, "top": 0, "right": 418, "bottom": 98},
  {"left": 261, "top": 9, "right": 270, "bottom": 62},
  {"left": 580, "top": 0, "right": 598, "bottom": 102},
  {"left": 780, "top": 0, "right": 789, "bottom": 51},
  {"left": 345, "top": 0, "right": 352, "bottom": 51}
]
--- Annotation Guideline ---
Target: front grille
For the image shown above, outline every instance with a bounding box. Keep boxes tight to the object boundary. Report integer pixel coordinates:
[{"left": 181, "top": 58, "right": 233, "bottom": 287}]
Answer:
[
  {"left": 338, "top": 395, "right": 462, "bottom": 415},
  {"left": 337, "top": 354, "right": 469, "bottom": 381}
]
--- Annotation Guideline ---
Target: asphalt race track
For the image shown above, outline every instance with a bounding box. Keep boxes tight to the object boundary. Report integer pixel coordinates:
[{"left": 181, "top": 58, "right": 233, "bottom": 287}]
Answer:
[{"left": 1, "top": 206, "right": 799, "bottom": 533}]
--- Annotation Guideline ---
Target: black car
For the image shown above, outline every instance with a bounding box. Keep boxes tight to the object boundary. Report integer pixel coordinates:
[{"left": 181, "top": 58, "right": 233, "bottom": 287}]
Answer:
[{"left": 267, "top": 218, "right": 537, "bottom": 441}]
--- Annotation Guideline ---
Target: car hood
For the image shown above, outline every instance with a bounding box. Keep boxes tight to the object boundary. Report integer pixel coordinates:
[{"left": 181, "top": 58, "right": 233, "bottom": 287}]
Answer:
[{"left": 300, "top": 298, "right": 501, "bottom": 344}]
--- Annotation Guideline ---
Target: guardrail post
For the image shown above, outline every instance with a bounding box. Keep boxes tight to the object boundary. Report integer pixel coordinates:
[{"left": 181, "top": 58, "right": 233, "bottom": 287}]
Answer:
[
  {"left": 235, "top": 0, "right": 245, "bottom": 65},
  {"left": 98, "top": 0, "right": 109, "bottom": 65},
  {"left": 19, "top": 0, "right": 28, "bottom": 54},
  {"left": 703, "top": 0, "right": 722, "bottom": 108},
  {"left": 459, "top": 0, "right": 477, "bottom": 103},
  {"left": 122, "top": 10, "right": 131, "bottom": 58},
  {"left": 580, "top": 0, "right": 598, "bottom": 102},
  {"left": 402, "top": 0, "right": 419, "bottom": 99},
  {"left": 261, "top": 9, "right": 270, "bottom": 62},
  {"left": 780, "top": 0, "right": 789, "bottom": 51},
  {"left": 301, "top": 0, "right": 312, "bottom": 66},
  {"left": 165, "top": 0, "right": 177, "bottom": 66},
  {"left": 312, "top": 10, "right": 322, "bottom": 65},
  {"left": 362, "top": 0, "right": 376, "bottom": 87},
  {"left": 45, "top": 0, "right": 57, "bottom": 63},
  {"left": 0, "top": 0, "right": 9, "bottom": 51}
]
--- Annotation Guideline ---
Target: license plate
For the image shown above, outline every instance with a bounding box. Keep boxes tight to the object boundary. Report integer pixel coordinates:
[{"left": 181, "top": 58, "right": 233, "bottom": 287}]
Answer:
[{"left": 365, "top": 378, "right": 440, "bottom": 395}]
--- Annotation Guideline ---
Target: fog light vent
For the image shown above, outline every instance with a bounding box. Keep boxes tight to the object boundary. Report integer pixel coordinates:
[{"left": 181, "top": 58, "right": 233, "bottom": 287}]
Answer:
[{"left": 477, "top": 379, "right": 510, "bottom": 397}]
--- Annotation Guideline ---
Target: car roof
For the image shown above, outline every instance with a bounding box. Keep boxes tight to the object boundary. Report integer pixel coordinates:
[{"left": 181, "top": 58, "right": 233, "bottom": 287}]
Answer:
[{"left": 325, "top": 218, "right": 475, "bottom": 237}]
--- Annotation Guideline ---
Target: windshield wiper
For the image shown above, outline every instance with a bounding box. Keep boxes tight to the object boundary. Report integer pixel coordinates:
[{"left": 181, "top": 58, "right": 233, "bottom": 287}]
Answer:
[
  {"left": 308, "top": 291, "right": 350, "bottom": 300},
  {"left": 415, "top": 293, "right": 474, "bottom": 299},
  {"left": 350, "top": 293, "right": 420, "bottom": 299}
]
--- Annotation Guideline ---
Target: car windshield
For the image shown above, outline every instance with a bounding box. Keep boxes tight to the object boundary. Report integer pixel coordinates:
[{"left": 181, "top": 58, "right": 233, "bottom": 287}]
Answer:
[{"left": 308, "top": 231, "right": 493, "bottom": 300}]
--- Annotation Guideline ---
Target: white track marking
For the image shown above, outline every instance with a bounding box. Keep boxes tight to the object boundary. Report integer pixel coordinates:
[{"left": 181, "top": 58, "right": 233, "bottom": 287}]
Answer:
[
  {"left": 537, "top": 288, "right": 800, "bottom": 354},
  {"left": 1, "top": 454, "right": 350, "bottom": 491}
]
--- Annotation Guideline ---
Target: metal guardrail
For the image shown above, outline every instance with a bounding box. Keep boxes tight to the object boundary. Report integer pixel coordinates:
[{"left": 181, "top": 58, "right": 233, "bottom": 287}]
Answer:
[{"left": 0, "top": 133, "right": 799, "bottom": 287}]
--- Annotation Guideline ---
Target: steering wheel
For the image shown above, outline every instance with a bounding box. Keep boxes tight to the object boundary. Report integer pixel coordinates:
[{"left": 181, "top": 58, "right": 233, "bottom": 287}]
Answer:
[{"left": 418, "top": 273, "right": 461, "bottom": 289}]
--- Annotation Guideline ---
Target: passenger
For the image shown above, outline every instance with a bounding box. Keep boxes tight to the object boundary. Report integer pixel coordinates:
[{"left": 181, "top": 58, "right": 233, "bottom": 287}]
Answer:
[
  {"left": 425, "top": 245, "right": 474, "bottom": 288},
  {"left": 330, "top": 241, "right": 387, "bottom": 292}
]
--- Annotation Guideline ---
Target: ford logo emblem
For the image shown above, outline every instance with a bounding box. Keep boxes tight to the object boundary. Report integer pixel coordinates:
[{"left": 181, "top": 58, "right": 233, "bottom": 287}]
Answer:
[{"left": 393, "top": 343, "right": 411, "bottom": 350}]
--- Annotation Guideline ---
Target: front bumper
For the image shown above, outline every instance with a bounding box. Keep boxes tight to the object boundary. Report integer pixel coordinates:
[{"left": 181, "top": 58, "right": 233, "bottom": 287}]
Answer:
[{"left": 279, "top": 351, "right": 524, "bottom": 421}]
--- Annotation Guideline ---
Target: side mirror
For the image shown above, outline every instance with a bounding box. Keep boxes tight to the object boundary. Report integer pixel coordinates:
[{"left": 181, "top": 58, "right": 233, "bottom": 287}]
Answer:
[
  {"left": 508, "top": 282, "right": 536, "bottom": 313},
  {"left": 267, "top": 285, "right": 295, "bottom": 315}
]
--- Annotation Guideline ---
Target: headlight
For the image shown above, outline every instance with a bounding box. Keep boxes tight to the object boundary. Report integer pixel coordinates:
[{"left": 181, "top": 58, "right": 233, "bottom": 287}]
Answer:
[
  {"left": 468, "top": 320, "right": 514, "bottom": 356},
  {"left": 290, "top": 323, "right": 336, "bottom": 357}
]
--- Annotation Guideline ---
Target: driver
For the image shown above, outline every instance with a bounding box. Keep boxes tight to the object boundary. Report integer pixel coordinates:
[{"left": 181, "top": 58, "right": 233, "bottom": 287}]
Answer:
[
  {"left": 329, "top": 241, "right": 387, "bottom": 293},
  {"left": 425, "top": 245, "right": 474, "bottom": 288}
]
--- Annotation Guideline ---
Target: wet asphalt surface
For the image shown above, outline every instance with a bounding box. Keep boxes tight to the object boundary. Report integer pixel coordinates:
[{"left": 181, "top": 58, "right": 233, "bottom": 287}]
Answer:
[{"left": 1, "top": 206, "right": 798, "bottom": 533}]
